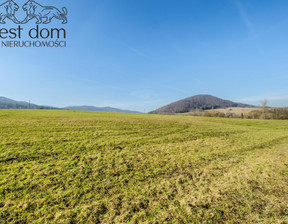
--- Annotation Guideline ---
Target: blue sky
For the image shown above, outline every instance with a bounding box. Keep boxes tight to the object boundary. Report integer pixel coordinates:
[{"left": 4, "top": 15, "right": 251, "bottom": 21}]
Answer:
[{"left": 1, "top": 0, "right": 288, "bottom": 112}]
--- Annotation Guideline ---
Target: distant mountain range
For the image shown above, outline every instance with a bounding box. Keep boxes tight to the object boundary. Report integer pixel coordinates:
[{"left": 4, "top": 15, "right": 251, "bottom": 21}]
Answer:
[
  {"left": 0, "top": 97, "right": 58, "bottom": 110},
  {"left": 0, "top": 95, "right": 255, "bottom": 114},
  {"left": 0, "top": 96, "right": 142, "bottom": 113},
  {"left": 150, "top": 94, "right": 254, "bottom": 114}
]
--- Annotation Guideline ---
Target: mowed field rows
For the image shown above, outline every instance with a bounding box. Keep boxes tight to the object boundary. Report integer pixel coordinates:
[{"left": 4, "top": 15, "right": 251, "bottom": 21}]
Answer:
[{"left": 0, "top": 110, "right": 288, "bottom": 223}]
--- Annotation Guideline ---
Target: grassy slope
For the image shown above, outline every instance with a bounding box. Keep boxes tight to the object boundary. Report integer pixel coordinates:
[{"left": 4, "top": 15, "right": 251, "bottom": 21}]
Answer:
[
  {"left": 0, "top": 110, "right": 288, "bottom": 223},
  {"left": 205, "top": 107, "right": 261, "bottom": 116}
]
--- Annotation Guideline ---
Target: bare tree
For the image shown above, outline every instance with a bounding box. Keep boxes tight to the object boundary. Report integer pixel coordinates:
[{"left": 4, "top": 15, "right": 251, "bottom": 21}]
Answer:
[{"left": 260, "top": 99, "right": 268, "bottom": 119}]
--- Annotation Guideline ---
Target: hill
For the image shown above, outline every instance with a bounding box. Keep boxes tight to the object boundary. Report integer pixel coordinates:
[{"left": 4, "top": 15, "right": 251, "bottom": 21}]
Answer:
[
  {"left": 151, "top": 94, "right": 254, "bottom": 114},
  {"left": 0, "top": 97, "right": 141, "bottom": 113},
  {"left": 64, "top": 106, "right": 142, "bottom": 113},
  {"left": 0, "top": 96, "right": 57, "bottom": 110}
]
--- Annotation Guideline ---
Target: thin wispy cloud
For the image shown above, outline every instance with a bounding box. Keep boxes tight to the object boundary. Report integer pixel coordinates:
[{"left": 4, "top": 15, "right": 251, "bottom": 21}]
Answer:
[
  {"left": 262, "top": 19, "right": 288, "bottom": 35},
  {"left": 127, "top": 46, "right": 150, "bottom": 58},
  {"left": 233, "top": 0, "right": 267, "bottom": 57},
  {"left": 234, "top": 0, "right": 258, "bottom": 38}
]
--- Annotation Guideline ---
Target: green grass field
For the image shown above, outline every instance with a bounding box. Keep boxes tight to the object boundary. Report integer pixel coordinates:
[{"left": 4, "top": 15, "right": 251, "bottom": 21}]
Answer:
[{"left": 1, "top": 110, "right": 288, "bottom": 223}]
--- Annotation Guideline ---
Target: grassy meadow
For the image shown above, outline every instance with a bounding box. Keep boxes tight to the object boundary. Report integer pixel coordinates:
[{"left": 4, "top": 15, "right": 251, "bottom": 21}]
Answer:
[
  {"left": 205, "top": 107, "right": 261, "bottom": 116},
  {"left": 0, "top": 110, "right": 288, "bottom": 223}
]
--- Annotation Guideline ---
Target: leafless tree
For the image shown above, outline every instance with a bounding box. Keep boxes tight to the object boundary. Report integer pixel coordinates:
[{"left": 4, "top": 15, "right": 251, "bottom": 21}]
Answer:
[{"left": 260, "top": 99, "right": 268, "bottom": 119}]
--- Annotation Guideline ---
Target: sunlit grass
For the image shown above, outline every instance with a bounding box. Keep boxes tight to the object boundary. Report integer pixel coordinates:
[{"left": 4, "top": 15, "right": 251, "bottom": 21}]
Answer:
[{"left": 0, "top": 110, "right": 288, "bottom": 223}]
